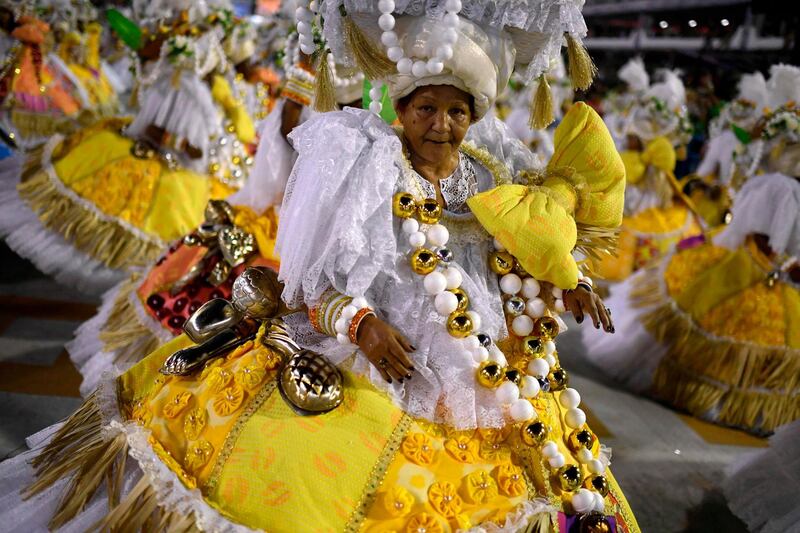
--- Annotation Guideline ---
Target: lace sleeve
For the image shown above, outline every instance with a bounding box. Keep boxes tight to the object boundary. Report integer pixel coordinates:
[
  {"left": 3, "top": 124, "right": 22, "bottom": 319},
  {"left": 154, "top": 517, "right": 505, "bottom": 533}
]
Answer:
[{"left": 276, "top": 108, "right": 404, "bottom": 307}]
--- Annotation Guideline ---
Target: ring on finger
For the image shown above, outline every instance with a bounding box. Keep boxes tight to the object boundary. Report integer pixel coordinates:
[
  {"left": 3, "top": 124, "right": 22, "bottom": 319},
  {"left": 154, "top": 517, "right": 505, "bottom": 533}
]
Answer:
[
  {"left": 605, "top": 307, "right": 611, "bottom": 315},
  {"left": 378, "top": 357, "right": 389, "bottom": 368}
]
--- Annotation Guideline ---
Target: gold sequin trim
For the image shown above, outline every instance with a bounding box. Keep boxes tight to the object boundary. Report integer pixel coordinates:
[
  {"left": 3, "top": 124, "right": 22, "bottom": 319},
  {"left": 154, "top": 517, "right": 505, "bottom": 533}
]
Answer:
[{"left": 343, "top": 414, "right": 412, "bottom": 532}]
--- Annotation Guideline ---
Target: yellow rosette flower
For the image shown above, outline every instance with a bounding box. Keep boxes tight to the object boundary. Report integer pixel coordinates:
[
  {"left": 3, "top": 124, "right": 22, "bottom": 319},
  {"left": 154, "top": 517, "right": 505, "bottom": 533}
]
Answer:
[
  {"left": 427, "top": 482, "right": 462, "bottom": 518},
  {"left": 199, "top": 357, "right": 225, "bottom": 379},
  {"left": 163, "top": 391, "right": 193, "bottom": 419},
  {"left": 184, "top": 439, "right": 214, "bottom": 474},
  {"left": 206, "top": 367, "right": 234, "bottom": 393},
  {"left": 148, "top": 435, "right": 196, "bottom": 489},
  {"left": 254, "top": 347, "right": 283, "bottom": 370},
  {"left": 129, "top": 400, "right": 152, "bottom": 427},
  {"left": 183, "top": 407, "right": 208, "bottom": 441},
  {"left": 400, "top": 433, "right": 435, "bottom": 465},
  {"left": 234, "top": 364, "right": 267, "bottom": 391},
  {"left": 443, "top": 435, "right": 480, "bottom": 463},
  {"left": 226, "top": 340, "right": 254, "bottom": 361},
  {"left": 383, "top": 486, "right": 414, "bottom": 518},
  {"left": 405, "top": 512, "right": 443, "bottom": 533},
  {"left": 495, "top": 464, "right": 526, "bottom": 497},
  {"left": 213, "top": 383, "right": 245, "bottom": 416},
  {"left": 478, "top": 439, "right": 510, "bottom": 462},
  {"left": 462, "top": 470, "right": 498, "bottom": 504}
]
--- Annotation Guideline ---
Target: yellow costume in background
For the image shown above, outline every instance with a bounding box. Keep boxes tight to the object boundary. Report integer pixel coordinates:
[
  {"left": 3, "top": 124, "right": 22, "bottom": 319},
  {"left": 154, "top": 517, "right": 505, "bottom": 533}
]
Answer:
[
  {"left": 633, "top": 238, "right": 800, "bottom": 432},
  {"left": 592, "top": 137, "right": 701, "bottom": 281},
  {"left": 18, "top": 118, "right": 228, "bottom": 270},
  {"left": 58, "top": 24, "right": 119, "bottom": 117}
]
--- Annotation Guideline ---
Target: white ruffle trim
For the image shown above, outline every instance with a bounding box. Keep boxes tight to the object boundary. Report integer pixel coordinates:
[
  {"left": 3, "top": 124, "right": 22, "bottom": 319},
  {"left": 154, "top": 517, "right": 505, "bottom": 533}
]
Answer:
[
  {"left": 0, "top": 152, "right": 124, "bottom": 294},
  {"left": 67, "top": 260, "right": 174, "bottom": 396},
  {"left": 462, "top": 498, "right": 556, "bottom": 533}
]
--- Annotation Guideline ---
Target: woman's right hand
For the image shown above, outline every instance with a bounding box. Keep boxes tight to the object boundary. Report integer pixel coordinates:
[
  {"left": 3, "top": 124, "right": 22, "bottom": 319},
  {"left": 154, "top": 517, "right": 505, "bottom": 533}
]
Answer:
[{"left": 356, "top": 314, "right": 416, "bottom": 384}]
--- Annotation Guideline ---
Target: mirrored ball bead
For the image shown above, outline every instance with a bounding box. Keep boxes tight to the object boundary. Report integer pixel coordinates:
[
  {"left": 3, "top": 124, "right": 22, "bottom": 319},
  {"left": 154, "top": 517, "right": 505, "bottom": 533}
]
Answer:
[
  {"left": 393, "top": 192, "right": 417, "bottom": 218},
  {"left": 450, "top": 287, "right": 469, "bottom": 311},
  {"left": 476, "top": 333, "right": 492, "bottom": 348},
  {"left": 549, "top": 367, "right": 569, "bottom": 392},
  {"left": 417, "top": 198, "right": 442, "bottom": 224},
  {"left": 558, "top": 464, "right": 584, "bottom": 492},
  {"left": 537, "top": 376, "right": 551, "bottom": 393},
  {"left": 504, "top": 367, "right": 523, "bottom": 386},
  {"left": 522, "top": 336, "right": 545, "bottom": 358},
  {"left": 410, "top": 248, "right": 439, "bottom": 275},
  {"left": 520, "top": 420, "right": 549, "bottom": 446},
  {"left": 489, "top": 251, "right": 515, "bottom": 275},
  {"left": 584, "top": 475, "right": 610, "bottom": 497},
  {"left": 579, "top": 511, "right": 611, "bottom": 533},
  {"left": 446, "top": 311, "right": 473, "bottom": 338},
  {"left": 504, "top": 296, "right": 525, "bottom": 317},
  {"left": 436, "top": 247, "right": 454, "bottom": 264},
  {"left": 533, "top": 316, "right": 560, "bottom": 339},
  {"left": 476, "top": 361, "right": 504, "bottom": 388}
]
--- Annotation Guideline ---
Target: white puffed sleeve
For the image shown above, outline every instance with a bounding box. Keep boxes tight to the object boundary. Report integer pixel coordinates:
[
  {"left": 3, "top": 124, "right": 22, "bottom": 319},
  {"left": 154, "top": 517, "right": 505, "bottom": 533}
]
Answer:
[{"left": 276, "top": 108, "right": 404, "bottom": 307}]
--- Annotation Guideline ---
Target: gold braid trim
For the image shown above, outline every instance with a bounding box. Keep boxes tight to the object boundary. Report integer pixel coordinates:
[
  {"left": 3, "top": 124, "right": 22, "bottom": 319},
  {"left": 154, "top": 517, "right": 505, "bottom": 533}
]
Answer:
[
  {"left": 98, "top": 273, "right": 163, "bottom": 364},
  {"left": 631, "top": 271, "right": 800, "bottom": 432},
  {"left": 460, "top": 140, "right": 513, "bottom": 185},
  {"left": 344, "top": 414, "right": 413, "bottom": 532},
  {"left": 17, "top": 169, "right": 163, "bottom": 270}
]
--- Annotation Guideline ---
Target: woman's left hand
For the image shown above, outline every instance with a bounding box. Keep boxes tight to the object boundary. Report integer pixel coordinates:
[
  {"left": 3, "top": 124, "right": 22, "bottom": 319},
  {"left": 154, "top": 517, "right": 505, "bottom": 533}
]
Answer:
[{"left": 563, "top": 286, "right": 614, "bottom": 333}]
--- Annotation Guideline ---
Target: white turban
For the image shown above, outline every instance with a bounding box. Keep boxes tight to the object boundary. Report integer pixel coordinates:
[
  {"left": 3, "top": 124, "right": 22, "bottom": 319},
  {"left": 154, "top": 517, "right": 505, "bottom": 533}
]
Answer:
[{"left": 383, "top": 16, "right": 515, "bottom": 120}]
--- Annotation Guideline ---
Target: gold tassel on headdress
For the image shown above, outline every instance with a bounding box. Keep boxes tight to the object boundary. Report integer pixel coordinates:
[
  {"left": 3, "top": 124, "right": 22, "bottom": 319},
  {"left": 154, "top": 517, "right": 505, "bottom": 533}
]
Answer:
[
  {"left": 342, "top": 12, "right": 395, "bottom": 80},
  {"left": 566, "top": 33, "right": 597, "bottom": 91},
  {"left": 314, "top": 50, "right": 337, "bottom": 112},
  {"left": 530, "top": 75, "right": 555, "bottom": 130}
]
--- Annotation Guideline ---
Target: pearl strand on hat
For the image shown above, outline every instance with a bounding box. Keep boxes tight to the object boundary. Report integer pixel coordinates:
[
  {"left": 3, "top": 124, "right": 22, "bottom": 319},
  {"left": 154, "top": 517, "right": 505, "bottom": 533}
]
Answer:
[
  {"left": 295, "top": 1, "right": 319, "bottom": 55},
  {"left": 378, "top": 0, "right": 462, "bottom": 77}
]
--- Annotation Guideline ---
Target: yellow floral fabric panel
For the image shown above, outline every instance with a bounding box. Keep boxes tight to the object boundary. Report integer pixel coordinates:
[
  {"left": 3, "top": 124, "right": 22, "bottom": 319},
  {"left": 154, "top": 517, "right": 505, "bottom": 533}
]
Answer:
[
  {"left": 129, "top": 338, "right": 283, "bottom": 487},
  {"left": 211, "top": 74, "right": 256, "bottom": 144},
  {"left": 698, "top": 282, "right": 786, "bottom": 346},
  {"left": 361, "top": 423, "right": 529, "bottom": 532},
  {"left": 208, "top": 373, "right": 405, "bottom": 532},
  {"left": 54, "top": 128, "right": 211, "bottom": 241}
]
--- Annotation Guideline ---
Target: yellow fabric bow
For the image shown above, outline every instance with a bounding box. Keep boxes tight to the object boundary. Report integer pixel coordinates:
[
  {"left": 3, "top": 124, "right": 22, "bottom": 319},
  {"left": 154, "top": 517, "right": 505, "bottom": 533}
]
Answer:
[
  {"left": 621, "top": 136, "right": 676, "bottom": 185},
  {"left": 467, "top": 102, "right": 626, "bottom": 288},
  {"left": 211, "top": 74, "right": 256, "bottom": 144}
]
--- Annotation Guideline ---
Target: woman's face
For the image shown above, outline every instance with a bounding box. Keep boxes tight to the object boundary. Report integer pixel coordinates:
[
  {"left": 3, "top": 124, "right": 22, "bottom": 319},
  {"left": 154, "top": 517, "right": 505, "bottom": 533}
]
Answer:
[{"left": 397, "top": 85, "right": 473, "bottom": 164}]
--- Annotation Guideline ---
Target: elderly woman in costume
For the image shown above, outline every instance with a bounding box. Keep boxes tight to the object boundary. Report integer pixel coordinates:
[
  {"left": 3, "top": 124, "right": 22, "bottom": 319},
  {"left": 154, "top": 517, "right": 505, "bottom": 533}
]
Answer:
[
  {"left": 582, "top": 68, "right": 800, "bottom": 435},
  {"left": 0, "top": 2, "right": 640, "bottom": 532},
  {"left": 67, "top": 31, "right": 365, "bottom": 396}
]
